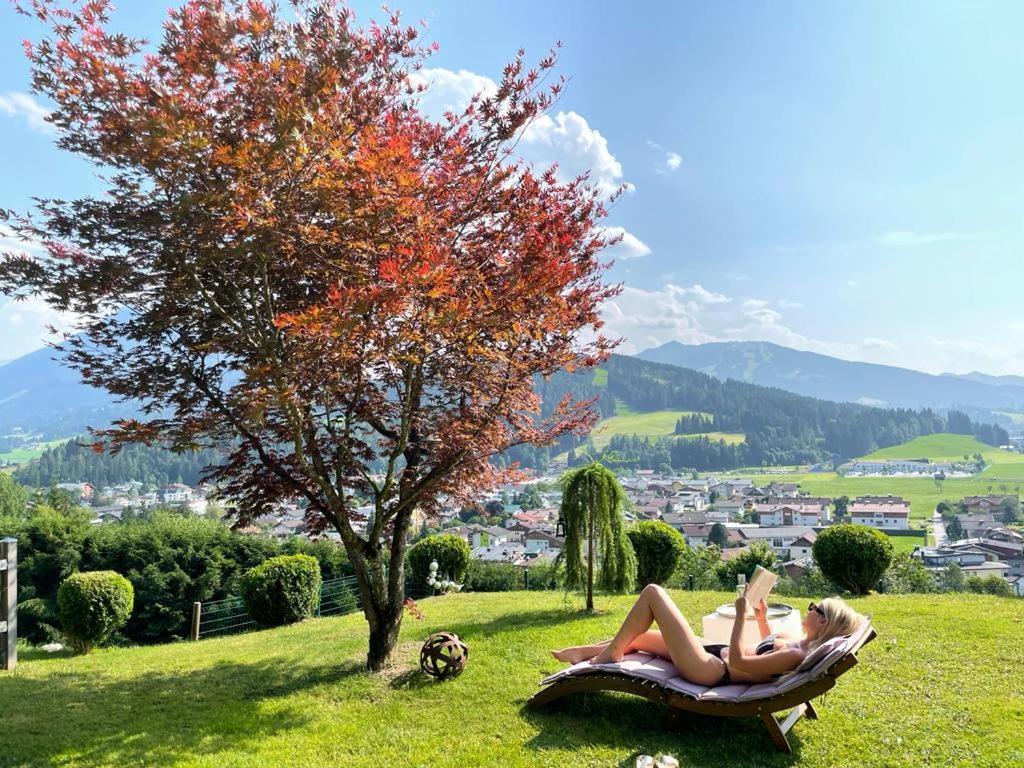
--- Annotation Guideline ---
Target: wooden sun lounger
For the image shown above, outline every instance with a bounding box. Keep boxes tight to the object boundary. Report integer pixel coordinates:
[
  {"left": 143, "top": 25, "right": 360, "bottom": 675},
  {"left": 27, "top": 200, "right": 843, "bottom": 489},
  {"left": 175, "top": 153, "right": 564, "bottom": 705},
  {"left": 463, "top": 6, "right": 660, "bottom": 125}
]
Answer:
[{"left": 527, "top": 623, "right": 876, "bottom": 753}]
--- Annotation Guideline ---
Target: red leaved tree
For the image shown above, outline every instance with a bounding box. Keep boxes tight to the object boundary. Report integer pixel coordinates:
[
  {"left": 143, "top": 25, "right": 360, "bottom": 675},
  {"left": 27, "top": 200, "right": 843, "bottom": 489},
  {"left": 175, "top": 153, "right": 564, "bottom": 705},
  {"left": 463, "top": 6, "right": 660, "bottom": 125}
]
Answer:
[{"left": 1, "top": 0, "right": 621, "bottom": 669}]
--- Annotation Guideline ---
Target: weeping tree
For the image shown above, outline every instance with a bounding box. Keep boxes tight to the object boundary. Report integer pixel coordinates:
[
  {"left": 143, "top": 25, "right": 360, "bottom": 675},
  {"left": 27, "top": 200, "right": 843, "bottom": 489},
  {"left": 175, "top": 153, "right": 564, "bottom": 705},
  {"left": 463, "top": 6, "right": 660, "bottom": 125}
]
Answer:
[{"left": 554, "top": 462, "right": 636, "bottom": 611}]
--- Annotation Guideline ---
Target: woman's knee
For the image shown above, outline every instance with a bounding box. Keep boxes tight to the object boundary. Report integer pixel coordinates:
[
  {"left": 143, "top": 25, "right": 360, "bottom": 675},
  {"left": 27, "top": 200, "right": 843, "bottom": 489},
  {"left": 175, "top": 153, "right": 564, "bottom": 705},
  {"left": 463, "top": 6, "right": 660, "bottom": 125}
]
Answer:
[{"left": 641, "top": 583, "right": 666, "bottom": 598}]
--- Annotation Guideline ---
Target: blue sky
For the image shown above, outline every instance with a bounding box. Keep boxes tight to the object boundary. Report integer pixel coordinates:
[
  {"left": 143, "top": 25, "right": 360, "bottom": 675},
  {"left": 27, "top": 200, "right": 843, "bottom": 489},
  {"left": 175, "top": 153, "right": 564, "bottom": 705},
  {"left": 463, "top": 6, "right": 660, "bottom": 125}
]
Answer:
[{"left": 2, "top": 1, "right": 1023, "bottom": 374}]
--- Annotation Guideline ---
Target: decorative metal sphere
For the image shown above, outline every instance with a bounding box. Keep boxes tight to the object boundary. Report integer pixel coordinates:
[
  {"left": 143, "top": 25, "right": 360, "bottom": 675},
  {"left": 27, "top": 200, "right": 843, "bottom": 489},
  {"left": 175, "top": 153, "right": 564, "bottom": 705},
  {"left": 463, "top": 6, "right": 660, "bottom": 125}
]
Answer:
[{"left": 419, "top": 631, "right": 469, "bottom": 681}]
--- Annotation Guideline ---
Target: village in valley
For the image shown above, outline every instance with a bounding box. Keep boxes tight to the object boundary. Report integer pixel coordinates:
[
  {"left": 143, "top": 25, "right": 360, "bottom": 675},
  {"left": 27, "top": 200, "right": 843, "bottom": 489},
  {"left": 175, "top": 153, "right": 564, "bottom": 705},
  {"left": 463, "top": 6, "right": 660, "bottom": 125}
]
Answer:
[{"left": 50, "top": 464, "right": 1024, "bottom": 597}]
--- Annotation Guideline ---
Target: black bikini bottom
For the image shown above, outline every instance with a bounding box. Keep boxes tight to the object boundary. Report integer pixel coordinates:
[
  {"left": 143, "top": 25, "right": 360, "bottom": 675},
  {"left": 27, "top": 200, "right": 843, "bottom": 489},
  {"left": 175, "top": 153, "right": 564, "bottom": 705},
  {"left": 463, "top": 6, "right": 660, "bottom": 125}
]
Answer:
[{"left": 702, "top": 643, "right": 731, "bottom": 686}]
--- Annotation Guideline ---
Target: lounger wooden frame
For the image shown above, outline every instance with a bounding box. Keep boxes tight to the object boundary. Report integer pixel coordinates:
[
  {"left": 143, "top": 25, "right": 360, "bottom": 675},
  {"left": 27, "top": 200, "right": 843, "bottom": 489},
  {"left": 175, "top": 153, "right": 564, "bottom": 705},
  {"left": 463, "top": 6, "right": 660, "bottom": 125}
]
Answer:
[{"left": 527, "top": 627, "right": 876, "bottom": 753}]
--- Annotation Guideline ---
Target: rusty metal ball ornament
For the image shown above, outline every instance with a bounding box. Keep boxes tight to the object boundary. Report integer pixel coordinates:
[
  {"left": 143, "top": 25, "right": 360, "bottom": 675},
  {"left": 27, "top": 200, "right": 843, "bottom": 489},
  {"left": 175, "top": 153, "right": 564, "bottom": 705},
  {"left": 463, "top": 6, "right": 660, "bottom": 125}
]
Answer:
[{"left": 419, "top": 631, "right": 469, "bottom": 681}]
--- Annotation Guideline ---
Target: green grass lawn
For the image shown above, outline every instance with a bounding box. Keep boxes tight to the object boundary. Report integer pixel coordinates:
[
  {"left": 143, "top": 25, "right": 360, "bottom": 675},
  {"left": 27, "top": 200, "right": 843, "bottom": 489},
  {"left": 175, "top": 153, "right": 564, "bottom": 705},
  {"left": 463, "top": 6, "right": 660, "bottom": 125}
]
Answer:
[
  {"left": 885, "top": 531, "right": 927, "bottom": 554},
  {"left": 2, "top": 590, "right": 1022, "bottom": 767},
  {"left": 0, "top": 437, "right": 71, "bottom": 465}
]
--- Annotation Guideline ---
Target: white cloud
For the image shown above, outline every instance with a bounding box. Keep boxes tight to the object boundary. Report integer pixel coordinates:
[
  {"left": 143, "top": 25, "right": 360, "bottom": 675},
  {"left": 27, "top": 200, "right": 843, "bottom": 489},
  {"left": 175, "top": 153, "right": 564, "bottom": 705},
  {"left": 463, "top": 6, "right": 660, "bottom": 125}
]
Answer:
[
  {"left": 0, "top": 226, "right": 81, "bottom": 359},
  {"left": 863, "top": 337, "right": 899, "bottom": 351},
  {"left": 601, "top": 282, "right": 1024, "bottom": 375},
  {"left": 602, "top": 283, "right": 901, "bottom": 364},
  {"left": 646, "top": 140, "right": 682, "bottom": 174},
  {"left": 0, "top": 92, "right": 53, "bottom": 134},
  {"left": 407, "top": 68, "right": 498, "bottom": 117},
  {"left": 0, "top": 296, "right": 77, "bottom": 360},
  {"left": 519, "top": 111, "right": 627, "bottom": 195},
  {"left": 597, "top": 226, "right": 651, "bottom": 260},
  {"left": 409, "top": 68, "right": 628, "bottom": 196}
]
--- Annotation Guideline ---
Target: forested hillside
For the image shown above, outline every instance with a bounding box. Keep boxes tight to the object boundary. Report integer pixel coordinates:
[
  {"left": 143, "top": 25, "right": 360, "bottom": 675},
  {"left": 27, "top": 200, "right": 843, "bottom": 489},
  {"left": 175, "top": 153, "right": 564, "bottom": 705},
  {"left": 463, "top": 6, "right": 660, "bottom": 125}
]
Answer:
[
  {"left": 509, "top": 355, "right": 1009, "bottom": 472},
  {"left": 13, "top": 439, "right": 224, "bottom": 489},
  {"left": 11, "top": 356, "right": 1011, "bottom": 482}
]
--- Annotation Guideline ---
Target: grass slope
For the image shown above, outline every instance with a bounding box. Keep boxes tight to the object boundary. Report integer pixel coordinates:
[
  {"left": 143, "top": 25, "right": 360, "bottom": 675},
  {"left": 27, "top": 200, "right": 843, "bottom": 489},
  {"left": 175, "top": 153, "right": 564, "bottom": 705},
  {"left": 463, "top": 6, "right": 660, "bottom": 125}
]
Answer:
[
  {"left": 738, "top": 472, "right": 1023, "bottom": 520},
  {"left": 862, "top": 433, "right": 1024, "bottom": 468},
  {"left": 589, "top": 405, "right": 742, "bottom": 450},
  {"left": 3, "top": 591, "right": 1022, "bottom": 768},
  {"left": 0, "top": 437, "right": 71, "bottom": 466}
]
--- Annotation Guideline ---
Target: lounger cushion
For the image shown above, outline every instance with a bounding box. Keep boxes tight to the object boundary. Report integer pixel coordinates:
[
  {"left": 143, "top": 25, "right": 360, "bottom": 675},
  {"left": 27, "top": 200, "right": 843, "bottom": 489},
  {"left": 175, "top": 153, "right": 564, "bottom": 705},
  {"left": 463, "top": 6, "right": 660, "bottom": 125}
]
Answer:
[{"left": 541, "top": 621, "right": 873, "bottom": 703}]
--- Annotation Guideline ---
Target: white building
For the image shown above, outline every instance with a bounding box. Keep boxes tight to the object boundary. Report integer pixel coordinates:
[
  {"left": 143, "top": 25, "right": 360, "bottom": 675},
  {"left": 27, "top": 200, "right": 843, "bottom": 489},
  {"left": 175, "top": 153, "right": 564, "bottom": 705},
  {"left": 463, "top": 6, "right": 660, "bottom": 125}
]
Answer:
[
  {"left": 755, "top": 502, "right": 828, "bottom": 527},
  {"left": 848, "top": 502, "right": 910, "bottom": 530},
  {"left": 736, "top": 526, "right": 817, "bottom": 559}
]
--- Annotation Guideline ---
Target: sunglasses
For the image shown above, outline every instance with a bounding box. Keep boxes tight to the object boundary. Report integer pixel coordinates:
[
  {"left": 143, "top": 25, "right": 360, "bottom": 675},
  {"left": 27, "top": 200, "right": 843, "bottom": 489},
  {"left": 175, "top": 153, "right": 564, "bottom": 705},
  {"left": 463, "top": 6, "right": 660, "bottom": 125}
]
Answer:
[{"left": 808, "top": 602, "right": 826, "bottom": 617}]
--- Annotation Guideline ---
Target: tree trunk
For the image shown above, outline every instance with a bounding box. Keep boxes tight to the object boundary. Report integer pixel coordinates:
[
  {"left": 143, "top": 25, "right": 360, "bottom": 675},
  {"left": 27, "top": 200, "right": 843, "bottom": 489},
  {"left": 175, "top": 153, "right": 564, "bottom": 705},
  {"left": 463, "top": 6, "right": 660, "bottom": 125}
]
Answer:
[
  {"left": 352, "top": 551, "right": 406, "bottom": 671},
  {"left": 366, "top": 598, "right": 403, "bottom": 671},
  {"left": 586, "top": 505, "right": 595, "bottom": 612}
]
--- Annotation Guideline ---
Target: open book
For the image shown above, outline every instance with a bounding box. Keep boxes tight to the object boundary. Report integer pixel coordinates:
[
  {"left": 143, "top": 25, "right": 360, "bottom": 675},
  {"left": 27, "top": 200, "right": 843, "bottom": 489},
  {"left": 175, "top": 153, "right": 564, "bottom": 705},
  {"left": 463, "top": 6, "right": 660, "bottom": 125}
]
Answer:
[{"left": 742, "top": 565, "right": 778, "bottom": 610}]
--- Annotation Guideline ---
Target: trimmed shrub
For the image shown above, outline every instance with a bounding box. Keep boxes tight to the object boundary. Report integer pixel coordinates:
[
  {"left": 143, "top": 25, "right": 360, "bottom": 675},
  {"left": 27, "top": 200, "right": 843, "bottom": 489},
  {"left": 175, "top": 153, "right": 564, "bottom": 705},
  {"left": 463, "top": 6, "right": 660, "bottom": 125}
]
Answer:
[
  {"left": 240, "top": 554, "right": 322, "bottom": 626},
  {"left": 813, "top": 524, "right": 894, "bottom": 595},
  {"left": 56, "top": 570, "right": 134, "bottom": 653},
  {"left": 406, "top": 534, "right": 470, "bottom": 587},
  {"left": 716, "top": 541, "right": 776, "bottom": 589},
  {"left": 626, "top": 521, "right": 687, "bottom": 587}
]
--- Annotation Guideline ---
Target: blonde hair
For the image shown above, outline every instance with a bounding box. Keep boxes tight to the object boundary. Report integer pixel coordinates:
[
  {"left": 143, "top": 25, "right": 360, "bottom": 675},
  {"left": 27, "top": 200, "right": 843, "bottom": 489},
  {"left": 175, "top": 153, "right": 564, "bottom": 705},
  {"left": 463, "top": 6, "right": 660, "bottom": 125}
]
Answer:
[{"left": 809, "top": 597, "right": 864, "bottom": 651}]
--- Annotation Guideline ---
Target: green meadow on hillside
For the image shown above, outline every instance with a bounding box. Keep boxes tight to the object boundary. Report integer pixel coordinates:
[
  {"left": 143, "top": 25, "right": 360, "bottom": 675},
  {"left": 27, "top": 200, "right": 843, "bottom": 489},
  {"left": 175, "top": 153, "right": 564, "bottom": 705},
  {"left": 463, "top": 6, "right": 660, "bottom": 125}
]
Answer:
[
  {"left": 740, "top": 472, "right": 1018, "bottom": 521},
  {"left": 868, "top": 434, "right": 1024, "bottom": 475},
  {"left": 0, "top": 437, "right": 71, "bottom": 466},
  {"left": 588, "top": 403, "right": 743, "bottom": 450},
  {"left": 730, "top": 434, "right": 1024, "bottom": 520},
  {"left": 2, "top": 591, "right": 1021, "bottom": 768}
]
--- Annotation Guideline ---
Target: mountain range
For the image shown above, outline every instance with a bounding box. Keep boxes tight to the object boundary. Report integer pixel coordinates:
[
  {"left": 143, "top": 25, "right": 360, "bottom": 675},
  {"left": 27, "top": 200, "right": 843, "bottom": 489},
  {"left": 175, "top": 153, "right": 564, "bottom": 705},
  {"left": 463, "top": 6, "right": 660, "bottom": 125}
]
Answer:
[
  {"left": 3, "top": 339, "right": 1024, "bottom": 446},
  {"left": 637, "top": 341, "right": 1024, "bottom": 420}
]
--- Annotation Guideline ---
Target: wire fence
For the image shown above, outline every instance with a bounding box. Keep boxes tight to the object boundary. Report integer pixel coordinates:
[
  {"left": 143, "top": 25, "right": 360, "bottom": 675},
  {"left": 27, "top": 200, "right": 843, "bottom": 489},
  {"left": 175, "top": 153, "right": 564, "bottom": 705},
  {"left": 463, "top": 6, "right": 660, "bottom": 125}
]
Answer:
[{"left": 194, "top": 575, "right": 433, "bottom": 640}]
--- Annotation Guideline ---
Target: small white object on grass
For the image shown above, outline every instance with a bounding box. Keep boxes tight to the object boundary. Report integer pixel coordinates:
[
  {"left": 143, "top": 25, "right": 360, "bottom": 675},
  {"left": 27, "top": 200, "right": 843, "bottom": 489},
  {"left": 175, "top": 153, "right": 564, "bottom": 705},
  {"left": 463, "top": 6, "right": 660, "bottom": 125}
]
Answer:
[
  {"left": 41, "top": 643, "right": 64, "bottom": 653},
  {"left": 635, "top": 756, "right": 655, "bottom": 768},
  {"left": 656, "top": 755, "right": 680, "bottom": 768}
]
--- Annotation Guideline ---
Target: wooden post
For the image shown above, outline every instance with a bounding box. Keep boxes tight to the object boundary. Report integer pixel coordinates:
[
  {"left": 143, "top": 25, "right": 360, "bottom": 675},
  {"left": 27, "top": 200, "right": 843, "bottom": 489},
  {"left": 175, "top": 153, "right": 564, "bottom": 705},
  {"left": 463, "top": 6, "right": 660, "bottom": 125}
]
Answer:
[
  {"left": 1, "top": 537, "right": 16, "bottom": 671},
  {"left": 190, "top": 601, "right": 201, "bottom": 641}
]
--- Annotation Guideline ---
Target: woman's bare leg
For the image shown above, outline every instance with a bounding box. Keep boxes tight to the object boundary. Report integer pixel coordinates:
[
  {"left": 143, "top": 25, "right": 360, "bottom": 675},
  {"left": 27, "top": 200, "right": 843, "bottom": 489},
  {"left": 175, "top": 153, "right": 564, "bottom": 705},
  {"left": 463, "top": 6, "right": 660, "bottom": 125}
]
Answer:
[
  {"left": 551, "top": 640, "right": 611, "bottom": 664},
  {"left": 552, "top": 629, "right": 672, "bottom": 664},
  {"left": 590, "top": 584, "right": 725, "bottom": 685}
]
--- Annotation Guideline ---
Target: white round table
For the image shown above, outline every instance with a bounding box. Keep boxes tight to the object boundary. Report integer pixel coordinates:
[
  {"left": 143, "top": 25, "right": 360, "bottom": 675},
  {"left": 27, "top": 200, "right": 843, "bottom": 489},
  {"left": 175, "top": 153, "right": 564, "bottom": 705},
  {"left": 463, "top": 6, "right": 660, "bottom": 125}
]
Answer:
[{"left": 700, "top": 603, "right": 803, "bottom": 646}]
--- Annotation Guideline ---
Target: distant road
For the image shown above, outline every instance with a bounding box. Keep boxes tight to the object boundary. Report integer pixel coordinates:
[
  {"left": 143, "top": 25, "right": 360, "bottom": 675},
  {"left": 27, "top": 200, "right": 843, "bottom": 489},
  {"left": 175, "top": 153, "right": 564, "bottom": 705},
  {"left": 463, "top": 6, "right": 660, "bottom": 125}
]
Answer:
[{"left": 931, "top": 509, "right": 947, "bottom": 548}]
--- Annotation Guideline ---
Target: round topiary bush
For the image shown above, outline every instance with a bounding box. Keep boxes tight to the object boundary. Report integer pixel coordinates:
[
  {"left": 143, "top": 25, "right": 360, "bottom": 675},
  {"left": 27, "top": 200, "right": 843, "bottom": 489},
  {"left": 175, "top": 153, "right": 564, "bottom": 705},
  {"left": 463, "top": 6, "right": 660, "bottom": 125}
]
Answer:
[
  {"left": 240, "top": 554, "right": 322, "bottom": 626},
  {"left": 407, "top": 534, "right": 470, "bottom": 587},
  {"left": 56, "top": 570, "right": 134, "bottom": 653},
  {"left": 626, "top": 520, "right": 687, "bottom": 587},
  {"left": 812, "top": 524, "right": 894, "bottom": 595}
]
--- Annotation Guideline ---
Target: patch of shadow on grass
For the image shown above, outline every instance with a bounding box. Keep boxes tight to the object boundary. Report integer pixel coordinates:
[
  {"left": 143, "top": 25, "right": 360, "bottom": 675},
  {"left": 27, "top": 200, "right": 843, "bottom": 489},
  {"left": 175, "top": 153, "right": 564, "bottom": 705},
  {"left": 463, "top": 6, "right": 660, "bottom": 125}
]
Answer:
[
  {"left": 0, "top": 657, "right": 364, "bottom": 768},
  {"left": 521, "top": 691, "right": 802, "bottom": 768}
]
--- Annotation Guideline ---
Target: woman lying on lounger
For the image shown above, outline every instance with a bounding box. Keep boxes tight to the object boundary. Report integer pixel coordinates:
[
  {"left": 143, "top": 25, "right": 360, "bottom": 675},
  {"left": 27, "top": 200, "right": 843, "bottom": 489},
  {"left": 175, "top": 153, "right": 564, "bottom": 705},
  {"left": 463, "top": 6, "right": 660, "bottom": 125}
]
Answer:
[{"left": 551, "top": 585, "right": 863, "bottom": 687}]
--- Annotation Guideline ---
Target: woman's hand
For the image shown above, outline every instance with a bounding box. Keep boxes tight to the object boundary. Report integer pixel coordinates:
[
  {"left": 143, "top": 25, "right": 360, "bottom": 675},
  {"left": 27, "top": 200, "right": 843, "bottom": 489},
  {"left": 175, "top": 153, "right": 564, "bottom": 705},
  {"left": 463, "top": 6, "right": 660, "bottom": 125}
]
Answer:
[
  {"left": 734, "top": 595, "right": 747, "bottom": 616},
  {"left": 754, "top": 599, "right": 768, "bottom": 620}
]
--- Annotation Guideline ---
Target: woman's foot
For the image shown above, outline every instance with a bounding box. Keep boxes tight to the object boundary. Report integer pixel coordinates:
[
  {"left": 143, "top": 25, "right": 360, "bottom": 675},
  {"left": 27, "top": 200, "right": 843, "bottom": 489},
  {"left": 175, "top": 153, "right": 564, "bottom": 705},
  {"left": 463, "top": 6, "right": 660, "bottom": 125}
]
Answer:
[
  {"left": 590, "top": 644, "right": 625, "bottom": 665},
  {"left": 551, "top": 647, "right": 599, "bottom": 664}
]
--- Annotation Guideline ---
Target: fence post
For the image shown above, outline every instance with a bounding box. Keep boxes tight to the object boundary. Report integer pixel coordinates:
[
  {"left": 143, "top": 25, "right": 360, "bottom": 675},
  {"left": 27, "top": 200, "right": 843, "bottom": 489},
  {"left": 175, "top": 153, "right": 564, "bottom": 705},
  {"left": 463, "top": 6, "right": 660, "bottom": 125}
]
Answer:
[
  {"left": 524, "top": 569, "right": 529, "bottom": 590},
  {"left": 190, "top": 601, "right": 201, "bottom": 641},
  {"left": 1, "top": 538, "right": 16, "bottom": 670}
]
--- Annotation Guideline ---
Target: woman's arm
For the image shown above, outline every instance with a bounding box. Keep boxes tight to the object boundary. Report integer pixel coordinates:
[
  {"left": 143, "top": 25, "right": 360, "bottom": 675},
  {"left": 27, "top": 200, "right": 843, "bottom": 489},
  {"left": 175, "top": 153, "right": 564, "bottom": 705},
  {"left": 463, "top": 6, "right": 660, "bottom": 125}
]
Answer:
[
  {"left": 730, "top": 596, "right": 803, "bottom": 677},
  {"left": 754, "top": 598, "right": 771, "bottom": 640}
]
